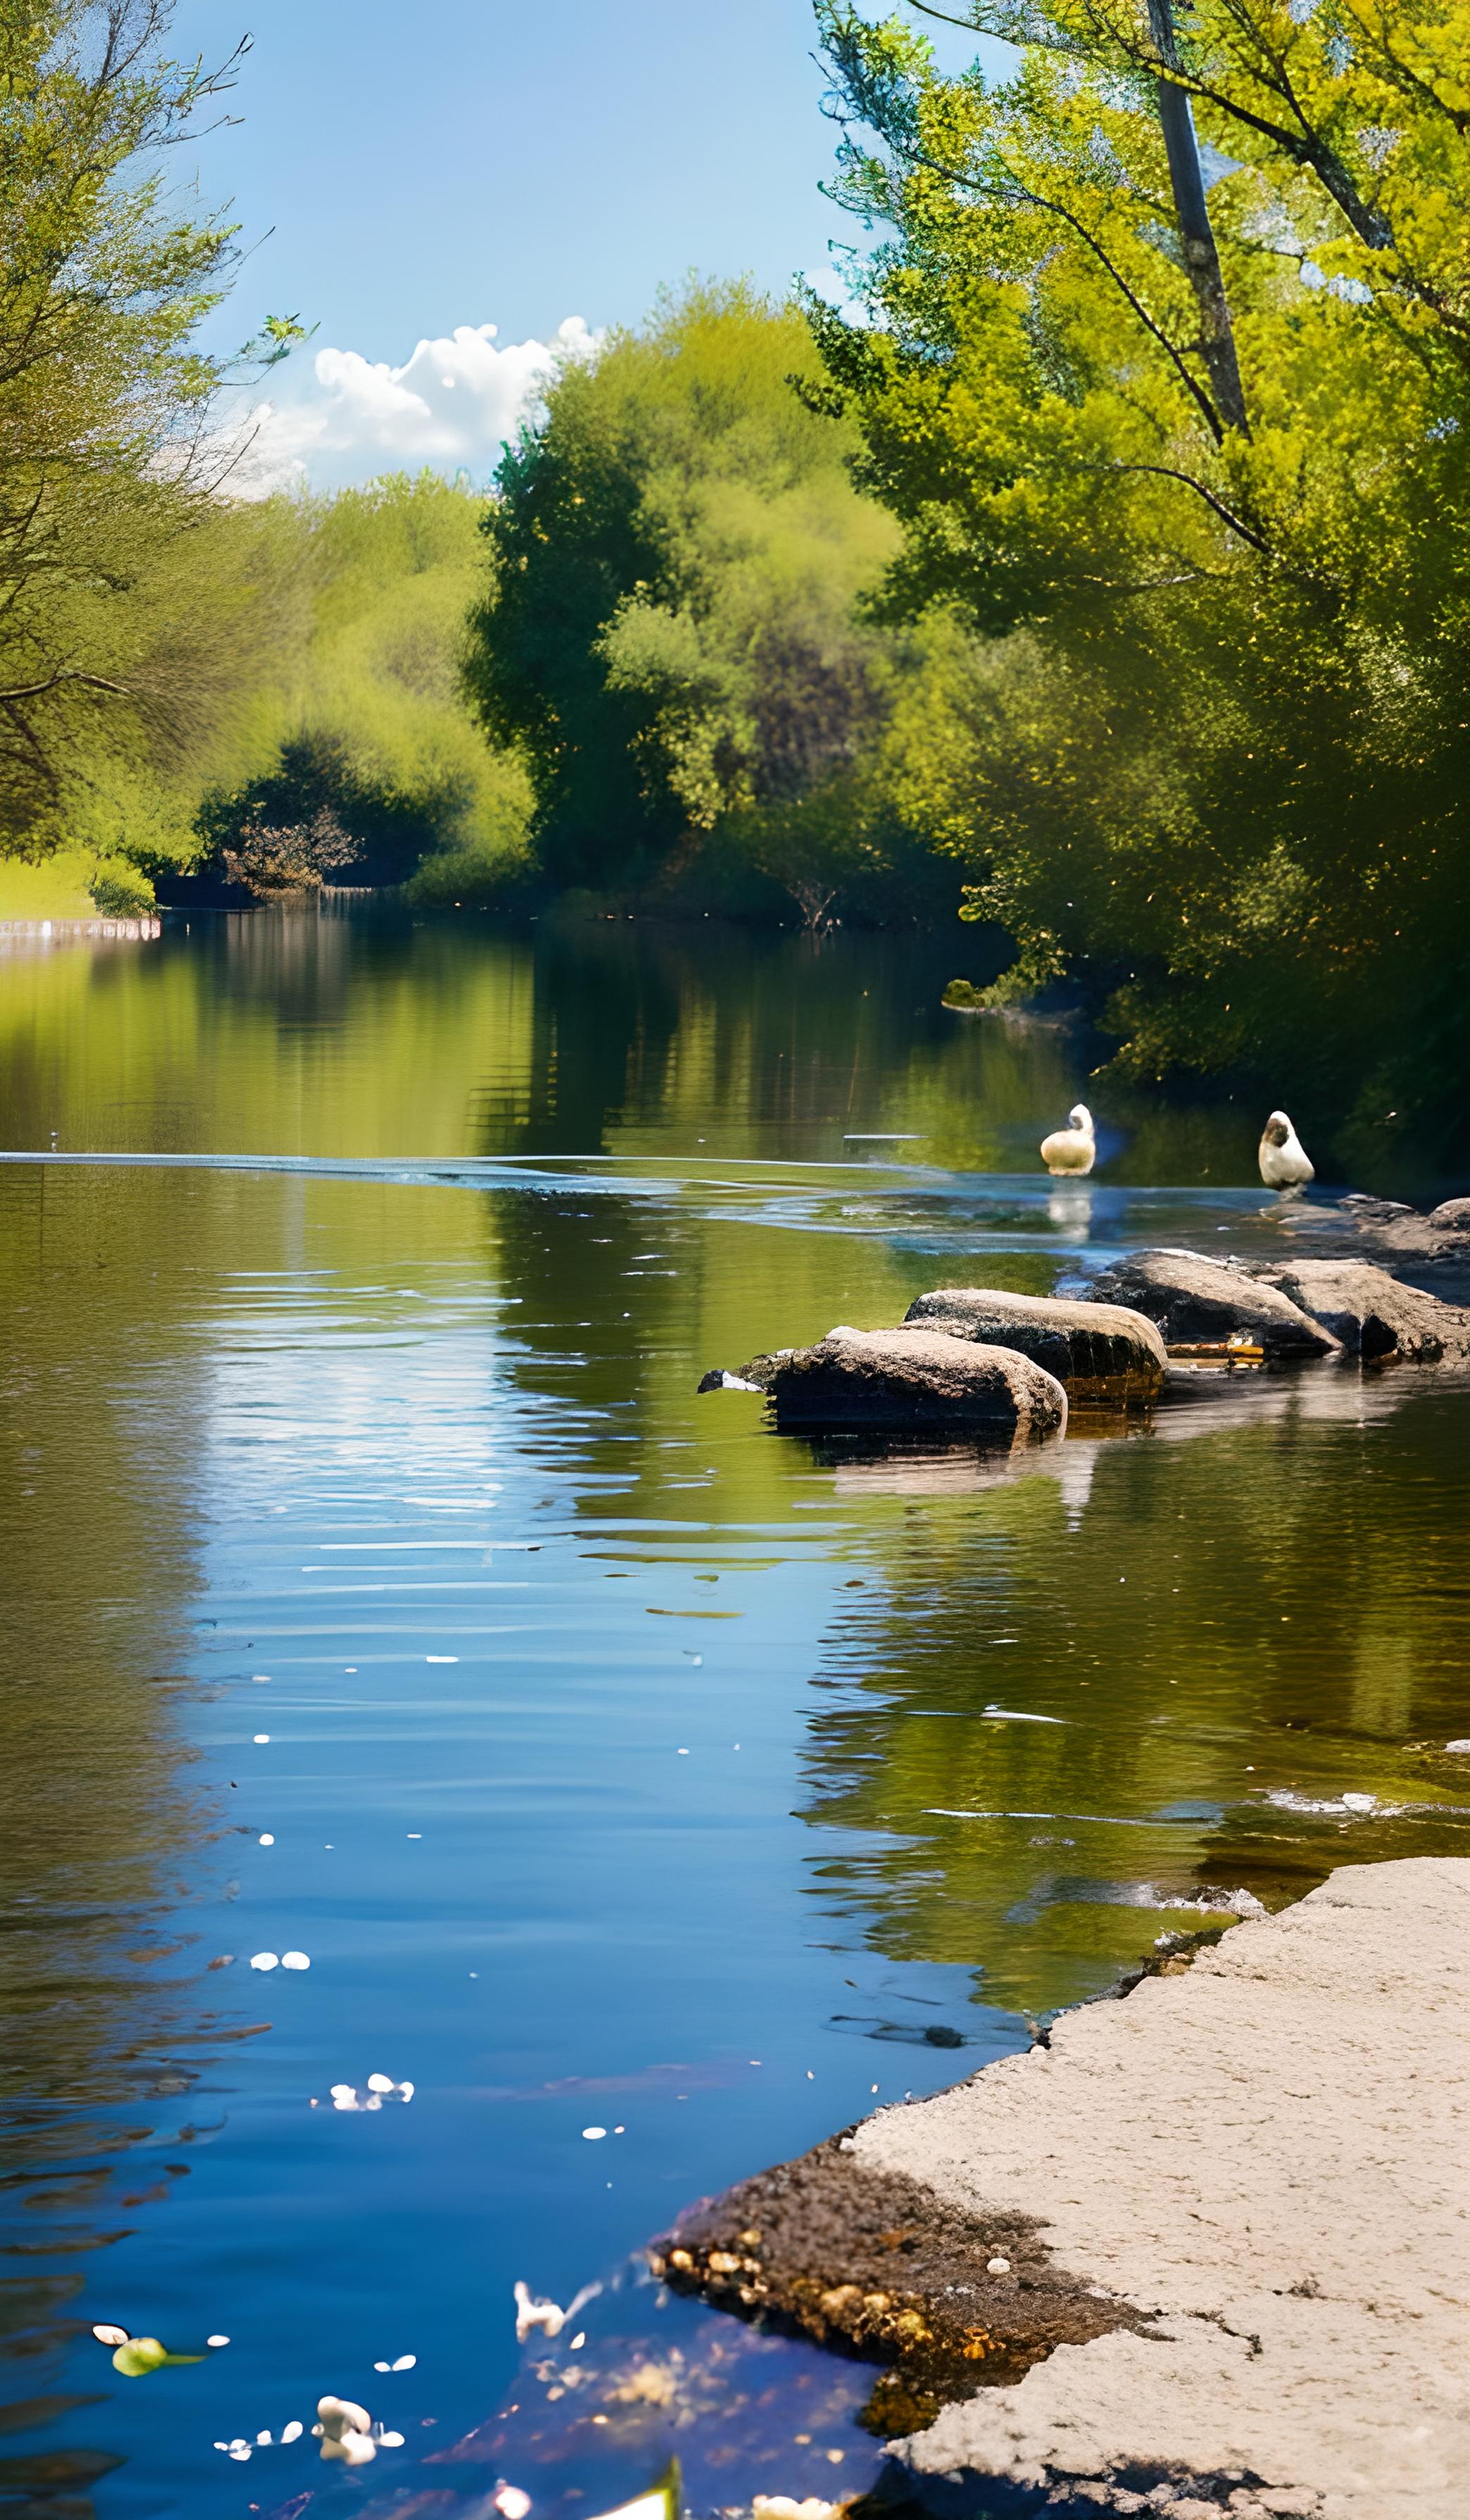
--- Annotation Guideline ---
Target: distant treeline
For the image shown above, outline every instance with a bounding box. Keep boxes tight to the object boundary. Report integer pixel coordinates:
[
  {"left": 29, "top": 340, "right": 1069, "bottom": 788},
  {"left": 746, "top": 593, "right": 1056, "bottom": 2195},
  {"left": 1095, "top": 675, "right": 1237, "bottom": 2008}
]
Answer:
[{"left": 3, "top": 0, "right": 1467, "bottom": 1162}]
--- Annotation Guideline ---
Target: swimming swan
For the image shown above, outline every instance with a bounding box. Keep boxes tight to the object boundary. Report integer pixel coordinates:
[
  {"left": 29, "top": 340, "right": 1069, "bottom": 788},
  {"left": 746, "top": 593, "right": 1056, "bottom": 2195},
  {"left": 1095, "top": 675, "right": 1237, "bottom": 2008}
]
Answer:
[
  {"left": 1040, "top": 1103, "right": 1096, "bottom": 1176},
  {"left": 1258, "top": 1110, "right": 1315, "bottom": 1190}
]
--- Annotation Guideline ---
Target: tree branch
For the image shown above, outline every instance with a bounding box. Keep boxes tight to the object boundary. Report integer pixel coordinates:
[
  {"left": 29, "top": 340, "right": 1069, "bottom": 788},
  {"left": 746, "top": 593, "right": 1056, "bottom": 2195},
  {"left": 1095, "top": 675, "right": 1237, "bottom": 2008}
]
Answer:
[
  {"left": 907, "top": 136, "right": 1229, "bottom": 444},
  {"left": 0, "top": 670, "right": 132, "bottom": 704}
]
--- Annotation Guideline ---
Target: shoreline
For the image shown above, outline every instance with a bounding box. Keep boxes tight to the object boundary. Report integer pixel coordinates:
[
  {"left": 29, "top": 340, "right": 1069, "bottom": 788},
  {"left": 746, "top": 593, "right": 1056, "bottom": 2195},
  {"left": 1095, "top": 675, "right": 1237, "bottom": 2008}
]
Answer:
[
  {"left": 653, "top": 1858, "right": 1470, "bottom": 2519},
  {"left": 0, "top": 914, "right": 161, "bottom": 944}
]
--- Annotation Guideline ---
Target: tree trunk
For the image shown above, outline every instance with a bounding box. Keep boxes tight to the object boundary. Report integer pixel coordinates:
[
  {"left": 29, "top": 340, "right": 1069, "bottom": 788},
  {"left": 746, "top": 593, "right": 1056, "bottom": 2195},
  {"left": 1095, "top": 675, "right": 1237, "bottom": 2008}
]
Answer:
[{"left": 1148, "top": 0, "right": 1250, "bottom": 439}]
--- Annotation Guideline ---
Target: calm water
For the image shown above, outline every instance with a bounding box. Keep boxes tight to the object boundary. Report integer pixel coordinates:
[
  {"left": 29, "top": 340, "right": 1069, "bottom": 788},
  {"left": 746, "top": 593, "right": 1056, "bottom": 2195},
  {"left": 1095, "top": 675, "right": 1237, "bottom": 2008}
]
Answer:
[{"left": 1, "top": 907, "right": 1467, "bottom": 2520}]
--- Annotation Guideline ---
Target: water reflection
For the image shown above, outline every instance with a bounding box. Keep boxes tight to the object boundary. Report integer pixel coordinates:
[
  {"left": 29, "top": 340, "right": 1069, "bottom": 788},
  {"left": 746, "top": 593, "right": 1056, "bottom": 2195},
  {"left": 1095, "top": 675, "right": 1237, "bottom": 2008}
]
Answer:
[
  {"left": 0, "top": 903, "right": 1276, "bottom": 1184},
  {"left": 0, "top": 1170, "right": 219, "bottom": 2519},
  {"left": 0, "top": 912, "right": 1466, "bottom": 2520},
  {"left": 1045, "top": 1184, "right": 1094, "bottom": 1236},
  {"left": 794, "top": 1370, "right": 1470, "bottom": 2015}
]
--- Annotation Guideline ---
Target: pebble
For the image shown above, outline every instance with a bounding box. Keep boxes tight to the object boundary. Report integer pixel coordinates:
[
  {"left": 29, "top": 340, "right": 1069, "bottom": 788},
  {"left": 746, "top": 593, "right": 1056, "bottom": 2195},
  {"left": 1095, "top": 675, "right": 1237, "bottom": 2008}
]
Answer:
[{"left": 987, "top": 2255, "right": 1012, "bottom": 2275}]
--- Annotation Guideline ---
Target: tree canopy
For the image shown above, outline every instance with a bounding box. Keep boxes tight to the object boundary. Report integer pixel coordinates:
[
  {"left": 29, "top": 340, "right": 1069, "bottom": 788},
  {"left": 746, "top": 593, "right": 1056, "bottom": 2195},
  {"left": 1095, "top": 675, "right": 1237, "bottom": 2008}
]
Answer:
[
  {"left": 190, "top": 473, "right": 533, "bottom": 904},
  {"left": 0, "top": 2, "right": 278, "bottom": 843},
  {"left": 463, "top": 281, "right": 954, "bottom": 921},
  {"left": 811, "top": 1, "right": 1470, "bottom": 1147}
]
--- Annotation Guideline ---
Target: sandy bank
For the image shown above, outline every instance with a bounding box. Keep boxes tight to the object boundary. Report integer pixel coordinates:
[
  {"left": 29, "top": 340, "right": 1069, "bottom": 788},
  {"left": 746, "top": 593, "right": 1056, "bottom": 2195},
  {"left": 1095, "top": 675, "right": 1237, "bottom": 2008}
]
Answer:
[{"left": 657, "top": 1859, "right": 1469, "bottom": 2518}]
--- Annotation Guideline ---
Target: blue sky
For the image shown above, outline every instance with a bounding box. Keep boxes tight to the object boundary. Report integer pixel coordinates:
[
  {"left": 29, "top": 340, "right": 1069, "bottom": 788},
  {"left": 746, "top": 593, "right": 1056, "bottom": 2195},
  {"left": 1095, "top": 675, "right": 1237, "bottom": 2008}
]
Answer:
[{"left": 172, "top": 0, "right": 998, "bottom": 488}]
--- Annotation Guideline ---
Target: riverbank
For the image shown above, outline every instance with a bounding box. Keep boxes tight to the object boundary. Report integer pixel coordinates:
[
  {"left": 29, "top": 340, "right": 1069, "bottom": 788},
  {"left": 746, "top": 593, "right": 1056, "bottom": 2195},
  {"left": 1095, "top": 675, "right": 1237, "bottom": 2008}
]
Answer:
[
  {"left": 1, "top": 915, "right": 162, "bottom": 946},
  {"left": 654, "top": 1858, "right": 1470, "bottom": 2519}
]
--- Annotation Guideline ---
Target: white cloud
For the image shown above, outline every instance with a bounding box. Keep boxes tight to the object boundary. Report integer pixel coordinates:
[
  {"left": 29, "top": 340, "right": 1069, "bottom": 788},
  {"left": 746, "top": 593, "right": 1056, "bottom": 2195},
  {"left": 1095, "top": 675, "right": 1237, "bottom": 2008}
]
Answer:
[{"left": 230, "top": 318, "right": 599, "bottom": 495}]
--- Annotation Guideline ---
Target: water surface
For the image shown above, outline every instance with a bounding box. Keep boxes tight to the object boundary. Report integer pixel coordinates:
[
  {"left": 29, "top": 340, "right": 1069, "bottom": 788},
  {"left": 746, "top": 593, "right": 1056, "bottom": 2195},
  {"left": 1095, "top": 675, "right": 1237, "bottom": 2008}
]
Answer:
[{"left": 1, "top": 909, "right": 1466, "bottom": 2520}]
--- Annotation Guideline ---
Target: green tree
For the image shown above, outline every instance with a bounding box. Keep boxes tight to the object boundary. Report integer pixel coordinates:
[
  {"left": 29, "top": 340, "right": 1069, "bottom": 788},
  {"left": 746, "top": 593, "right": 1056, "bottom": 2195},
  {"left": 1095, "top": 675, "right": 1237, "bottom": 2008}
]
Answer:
[
  {"left": 464, "top": 281, "right": 945, "bottom": 921},
  {"left": 810, "top": 2, "right": 1470, "bottom": 1154},
  {"left": 192, "top": 474, "right": 533, "bottom": 903},
  {"left": 0, "top": 1, "right": 278, "bottom": 844}
]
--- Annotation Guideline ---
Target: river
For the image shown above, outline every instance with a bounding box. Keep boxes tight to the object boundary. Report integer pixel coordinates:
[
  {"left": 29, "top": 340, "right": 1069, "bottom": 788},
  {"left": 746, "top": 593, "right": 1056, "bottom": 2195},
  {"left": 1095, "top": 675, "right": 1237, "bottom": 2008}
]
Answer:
[{"left": 1, "top": 904, "right": 1467, "bottom": 2520}]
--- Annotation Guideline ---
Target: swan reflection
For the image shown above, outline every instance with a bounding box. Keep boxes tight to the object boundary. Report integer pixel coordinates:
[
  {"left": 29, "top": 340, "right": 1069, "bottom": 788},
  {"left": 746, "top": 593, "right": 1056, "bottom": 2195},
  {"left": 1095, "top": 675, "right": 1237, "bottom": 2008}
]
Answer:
[{"left": 1047, "top": 1183, "right": 1095, "bottom": 1233}]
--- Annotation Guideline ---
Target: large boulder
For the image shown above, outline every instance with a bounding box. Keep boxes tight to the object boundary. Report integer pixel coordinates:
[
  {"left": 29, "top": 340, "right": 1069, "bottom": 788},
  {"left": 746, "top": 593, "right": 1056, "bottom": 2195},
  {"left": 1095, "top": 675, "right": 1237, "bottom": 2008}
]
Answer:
[
  {"left": 763, "top": 1327, "right": 1068, "bottom": 1436},
  {"left": 1427, "top": 1196, "right": 1470, "bottom": 1235},
  {"left": 1089, "top": 1249, "right": 1340, "bottom": 1357},
  {"left": 904, "top": 1286, "right": 1166, "bottom": 1399},
  {"left": 1252, "top": 1258, "right": 1470, "bottom": 1361}
]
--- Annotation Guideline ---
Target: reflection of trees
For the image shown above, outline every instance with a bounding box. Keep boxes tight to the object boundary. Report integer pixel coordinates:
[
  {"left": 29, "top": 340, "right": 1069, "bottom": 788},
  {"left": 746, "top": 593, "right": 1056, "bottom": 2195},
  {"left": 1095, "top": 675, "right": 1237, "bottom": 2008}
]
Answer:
[
  {"left": 0, "top": 1166, "right": 217, "bottom": 2479},
  {"left": 793, "top": 1382, "right": 1470, "bottom": 2018},
  {"left": 0, "top": 1145, "right": 500, "bottom": 2488},
  {"left": 485, "top": 916, "right": 1092, "bottom": 1170},
  {"left": 0, "top": 910, "right": 538, "bottom": 1161},
  {"left": 0, "top": 908, "right": 1260, "bottom": 1190}
]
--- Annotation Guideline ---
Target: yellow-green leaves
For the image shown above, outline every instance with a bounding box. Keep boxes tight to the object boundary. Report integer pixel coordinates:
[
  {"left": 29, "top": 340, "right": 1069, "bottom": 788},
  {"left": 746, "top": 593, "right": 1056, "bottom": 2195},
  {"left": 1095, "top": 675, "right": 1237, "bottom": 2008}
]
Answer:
[
  {"left": 0, "top": 2, "right": 249, "bottom": 837},
  {"left": 813, "top": 0, "right": 1470, "bottom": 1140}
]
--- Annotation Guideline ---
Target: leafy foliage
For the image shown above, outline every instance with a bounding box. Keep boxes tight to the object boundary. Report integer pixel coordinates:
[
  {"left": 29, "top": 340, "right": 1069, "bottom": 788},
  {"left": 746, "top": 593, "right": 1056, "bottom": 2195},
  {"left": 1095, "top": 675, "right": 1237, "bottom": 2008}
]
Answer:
[
  {"left": 0, "top": 1, "right": 266, "bottom": 835},
  {"left": 813, "top": 1, "right": 1470, "bottom": 1145},
  {"left": 464, "top": 282, "right": 947, "bottom": 921},
  {"left": 189, "top": 475, "right": 535, "bottom": 904}
]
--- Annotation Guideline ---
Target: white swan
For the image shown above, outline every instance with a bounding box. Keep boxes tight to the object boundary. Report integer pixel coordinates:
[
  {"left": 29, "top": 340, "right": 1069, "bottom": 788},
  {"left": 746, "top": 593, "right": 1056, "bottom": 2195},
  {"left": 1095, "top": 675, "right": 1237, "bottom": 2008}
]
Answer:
[
  {"left": 1040, "top": 1103, "right": 1096, "bottom": 1176},
  {"left": 1258, "top": 1109, "right": 1315, "bottom": 1190}
]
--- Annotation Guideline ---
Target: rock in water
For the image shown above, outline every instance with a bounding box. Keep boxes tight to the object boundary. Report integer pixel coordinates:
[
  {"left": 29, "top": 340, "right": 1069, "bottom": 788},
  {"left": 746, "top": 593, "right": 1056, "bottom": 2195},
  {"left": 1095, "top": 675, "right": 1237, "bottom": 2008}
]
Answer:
[
  {"left": 1252, "top": 1258, "right": 1470, "bottom": 1361},
  {"left": 904, "top": 1288, "right": 1165, "bottom": 1400},
  {"left": 765, "top": 1328, "right": 1067, "bottom": 1435},
  {"left": 1089, "top": 1249, "right": 1339, "bottom": 1356},
  {"left": 1426, "top": 1195, "right": 1470, "bottom": 1235}
]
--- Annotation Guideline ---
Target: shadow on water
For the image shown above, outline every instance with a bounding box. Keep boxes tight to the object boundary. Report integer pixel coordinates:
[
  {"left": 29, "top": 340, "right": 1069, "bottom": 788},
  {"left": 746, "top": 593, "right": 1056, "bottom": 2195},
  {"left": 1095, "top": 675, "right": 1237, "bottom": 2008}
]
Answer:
[{"left": 0, "top": 909, "right": 1466, "bottom": 2518}]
